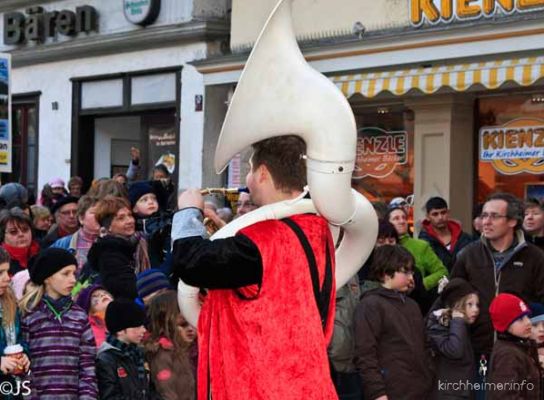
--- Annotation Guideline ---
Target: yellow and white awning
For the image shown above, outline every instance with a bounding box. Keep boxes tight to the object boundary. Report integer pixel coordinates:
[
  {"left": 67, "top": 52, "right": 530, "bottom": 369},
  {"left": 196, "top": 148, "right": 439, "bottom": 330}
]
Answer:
[{"left": 331, "top": 56, "right": 544, "bottom": 98}]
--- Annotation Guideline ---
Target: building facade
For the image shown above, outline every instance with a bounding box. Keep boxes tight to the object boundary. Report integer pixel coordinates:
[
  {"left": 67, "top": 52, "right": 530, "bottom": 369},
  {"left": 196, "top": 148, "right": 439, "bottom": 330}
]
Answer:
[
  {"left": 0, "top": 0, "right": 230, "bottom": 194},
  {"left": 196, "top": 0, "right": 544, "bottom": 229}
]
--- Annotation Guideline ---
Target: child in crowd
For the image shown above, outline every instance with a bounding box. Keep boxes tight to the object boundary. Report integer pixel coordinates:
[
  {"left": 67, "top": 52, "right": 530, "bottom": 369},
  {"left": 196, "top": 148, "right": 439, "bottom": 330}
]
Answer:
[
  {"left": 129, "top": 181, "right": 172, "bottom": 274},
  {"left": 0, "top": 248, "right": 30, "bottom": 400},
  {"left": 354, "top": 244, "right": 432, "bottom": 400},
  {"left": 144, "top": 290, "right": 195, "bottom": 399},
  {"left": 488, "top": 293, "right": 541, "bottom": 400},
  {"left": 137, "top": 269, "right": 172, "bottom": 306},
  {"left": 76, "top": 284, "right": 113, "bottom": 347},
  {"left": 20, "top": 248, "right": 97, "bottom": 399},
  {"left": 530, "top": 302, "right": 544, "bottom": 368},
  {"left": 30, "top": 205, "right": 53, "bottom": 243},
  {"left": 96, "top": 299, "right": 156, "bottom": 399},
  {"left": 426, "top": 278, "right": 479, "bottom": 399}
]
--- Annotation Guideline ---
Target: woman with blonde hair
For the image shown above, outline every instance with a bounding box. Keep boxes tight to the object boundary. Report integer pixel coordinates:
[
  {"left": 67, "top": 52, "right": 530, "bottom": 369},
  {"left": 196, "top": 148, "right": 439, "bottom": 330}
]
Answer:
[{"left": 20, "top": 247, "right": 97, "bottom": 399}]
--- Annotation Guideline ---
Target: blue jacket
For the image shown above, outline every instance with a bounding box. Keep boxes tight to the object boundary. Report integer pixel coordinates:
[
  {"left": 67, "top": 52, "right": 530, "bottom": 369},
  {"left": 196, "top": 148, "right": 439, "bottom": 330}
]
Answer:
[{"left": 0, "top": 309, "right": 29, "bottom": 400}]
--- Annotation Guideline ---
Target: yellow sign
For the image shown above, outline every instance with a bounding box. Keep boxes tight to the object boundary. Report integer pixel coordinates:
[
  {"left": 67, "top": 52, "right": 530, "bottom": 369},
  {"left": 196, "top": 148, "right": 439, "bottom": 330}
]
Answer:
[
  {"left": 479, "top": 118, "right": 544, "bottom": 175},
  {"left": 410, "top": 0, "right": 544, "bottom": 26},
  {"left": 0, "top": 152, "right": 7, "bottom": 165}
]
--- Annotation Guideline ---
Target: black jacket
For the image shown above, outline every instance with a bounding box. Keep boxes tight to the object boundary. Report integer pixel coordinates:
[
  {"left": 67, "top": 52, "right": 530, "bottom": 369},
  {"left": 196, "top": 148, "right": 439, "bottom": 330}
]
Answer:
[
  {"left": 426, "top": 311, "right": 475, "bottom": 399},
  {"left": 451, "top": 231, "right": 544, "bottom": 355},
  {"left": 96, "top": 342, "right": 159, "bottom": 400},
  {"left": 88, "top": 235, "right": 138, "bottom": 300}
]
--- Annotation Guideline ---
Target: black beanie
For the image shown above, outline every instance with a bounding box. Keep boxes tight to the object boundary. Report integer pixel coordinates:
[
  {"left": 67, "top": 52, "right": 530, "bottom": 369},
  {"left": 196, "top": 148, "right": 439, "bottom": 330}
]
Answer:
[
  {"left": 28, "top": 248, "right": 78, "bottom": 285},
  {"left": 441, "top": 278, "right": 477, "bottom": 308},
  {"left": 105, "top": 299, "right": 146, "bottom": 333}
]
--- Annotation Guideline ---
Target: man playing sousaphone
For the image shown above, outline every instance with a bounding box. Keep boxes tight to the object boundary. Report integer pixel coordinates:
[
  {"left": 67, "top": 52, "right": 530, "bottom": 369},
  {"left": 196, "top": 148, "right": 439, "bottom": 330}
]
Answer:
[
  {"left": 171, "top": 0, "right": 377, "bottom": 398},
  {"left": 172, "top": 135, "right": 338, "bottom": 399}
]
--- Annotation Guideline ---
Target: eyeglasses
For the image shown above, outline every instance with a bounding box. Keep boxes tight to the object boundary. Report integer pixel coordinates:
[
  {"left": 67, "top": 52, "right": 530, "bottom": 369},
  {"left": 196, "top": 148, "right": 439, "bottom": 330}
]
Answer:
[
  {"left": 59, "top": 209, "right": 77, "bottom": 216},
  {"left": 480, "top": 212, "right": 508, "bottom": 220}
]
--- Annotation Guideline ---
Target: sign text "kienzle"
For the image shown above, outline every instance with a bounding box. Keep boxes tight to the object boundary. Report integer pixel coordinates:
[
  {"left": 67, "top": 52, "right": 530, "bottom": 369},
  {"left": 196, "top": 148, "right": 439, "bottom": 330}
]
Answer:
[
  {"left": 4, "top": 6, "right": 98, "bottom": 45},
  {"left": 411, "top": 0, "right": 544, "bottom": 26}
]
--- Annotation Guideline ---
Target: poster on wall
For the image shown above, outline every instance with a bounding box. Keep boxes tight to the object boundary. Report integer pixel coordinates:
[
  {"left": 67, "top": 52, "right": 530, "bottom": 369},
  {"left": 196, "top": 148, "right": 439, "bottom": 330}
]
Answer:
[
  {"left": 479, "top": 118, "right": 544, "bottom": 175},
  {"left": 148, "top": 125, "right": 176, "bottom": 175},
  {"left": 0, "top": 54, "right": 10, "bottom": 173},
  {"left": 352, "top": 127, "right": 408, "bottom": 180}
]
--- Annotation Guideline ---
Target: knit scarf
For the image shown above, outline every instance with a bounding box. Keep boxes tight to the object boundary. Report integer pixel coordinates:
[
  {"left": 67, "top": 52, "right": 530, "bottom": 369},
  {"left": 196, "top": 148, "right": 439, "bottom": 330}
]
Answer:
[
  {"left": 75, "top": 228, "right": 98, "bottom": 272},
  {"left": 107, "top": 334, "right": 146, "bottom": 382},
  {"left": 2, "top": 241, "right": 40, "bottom": 269}
]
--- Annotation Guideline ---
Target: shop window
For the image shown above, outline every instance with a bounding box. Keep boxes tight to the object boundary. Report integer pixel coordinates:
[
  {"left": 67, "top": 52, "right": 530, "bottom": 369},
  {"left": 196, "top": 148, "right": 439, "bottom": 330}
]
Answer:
[
  {"left": 81, "top": 79, "right": 123, "bottom": 109},
  {"left": 131, "top": 73, "right": 176, "bottom": 105},
  {"left": 351, "top": 103, "right": 415, "bottom": 205},
  {"left": 477, "top": 93, "right": 544, "bottom": 203},
  {"left": 0, "top": 97, "right": 39, "bottom": 196}
]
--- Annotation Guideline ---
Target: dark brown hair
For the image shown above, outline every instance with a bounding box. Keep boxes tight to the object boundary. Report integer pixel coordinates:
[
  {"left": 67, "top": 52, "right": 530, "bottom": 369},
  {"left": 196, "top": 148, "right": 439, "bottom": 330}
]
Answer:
[
  {"left": 251, "top": 135, "right": 307, "bottom": 193},
  {"left": 0, "top": 207, "right": 33, "bottom": 243},
  {"left": 368, "top": 244, "right": 414, "bottom": 282},
  {"left": 144, "top": 290, "right": 188, "bottom": 356}
]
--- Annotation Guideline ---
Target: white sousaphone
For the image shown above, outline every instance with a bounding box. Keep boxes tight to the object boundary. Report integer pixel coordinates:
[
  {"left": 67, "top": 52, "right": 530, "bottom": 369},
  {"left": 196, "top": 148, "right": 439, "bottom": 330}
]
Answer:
[{"left": 178, "top": 0, "right": 378, "bottom": 327}]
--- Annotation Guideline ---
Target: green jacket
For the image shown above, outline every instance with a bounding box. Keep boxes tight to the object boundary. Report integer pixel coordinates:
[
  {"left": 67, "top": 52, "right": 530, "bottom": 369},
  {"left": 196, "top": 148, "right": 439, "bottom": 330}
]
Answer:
[{"left": 399, "top": 234, "right": 448, "bottom": 290}]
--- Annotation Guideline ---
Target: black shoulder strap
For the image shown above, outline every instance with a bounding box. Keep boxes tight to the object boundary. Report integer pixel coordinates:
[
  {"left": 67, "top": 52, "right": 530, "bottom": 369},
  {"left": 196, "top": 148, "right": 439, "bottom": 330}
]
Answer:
[{"left": 281, "top": 218, "right": 333, "bottom": 332}]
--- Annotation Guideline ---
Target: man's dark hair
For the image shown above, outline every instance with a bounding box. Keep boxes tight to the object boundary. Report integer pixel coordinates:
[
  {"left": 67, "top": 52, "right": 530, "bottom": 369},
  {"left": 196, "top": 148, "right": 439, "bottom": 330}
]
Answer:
[
  {"left": 486, "top": 192, "right": 524, "bottom": 229},
  {"left": 525, "top": 198, "right": 544, "bottom": 212},
  {"left": 251, "top": 135, "right": 306, "bottom": 192},
  {"left": 378, "top": 220, "right": 398, "bottom": 242},
  {"left": 425, "top": 196, "right": 448, "bottom": 213},
  {"left": 368, "top": 244, "right": 414, "bottom": 282}
]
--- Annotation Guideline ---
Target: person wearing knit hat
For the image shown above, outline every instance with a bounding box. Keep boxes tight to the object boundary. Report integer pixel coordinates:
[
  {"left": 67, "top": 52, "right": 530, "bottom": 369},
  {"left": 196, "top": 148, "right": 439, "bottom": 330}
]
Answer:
[
  {"left": 487, "top": 293, "right": 541, "bottom": 399},
  {"left": 489, "top": 293, "right": 532, "bottom": 334},
  {"left": 48, "top": 177, "right": 66, "bottom": 195},
  {"left": 136, "top": 269, "right": 171, "bottom": 305},
  {"left": 19, "top": 247, "right": 98, "bottom": 398},
  {"left": 97, "top": 299, "right": 150, "bottom": 398},
  {"left": 0, "top": 183, "right": 28, "bottom": 208},
  {"left": 27, "top": 247, "right": 77, "bottom": 285},
  {"left": 76, "top": 284, "right": 113, "bottom": 348},
  {"left": 128, "top": 180, "right": 167, "bottom": 215},
  {"left": 426, "top": 278, "right": 480, "bottom": 399}
]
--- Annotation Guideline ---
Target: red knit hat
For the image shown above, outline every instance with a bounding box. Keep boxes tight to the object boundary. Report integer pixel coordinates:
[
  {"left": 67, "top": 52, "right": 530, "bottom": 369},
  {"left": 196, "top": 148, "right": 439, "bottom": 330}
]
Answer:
[{"left": 489, "top": 293, "right": 531, "bottom": 333}]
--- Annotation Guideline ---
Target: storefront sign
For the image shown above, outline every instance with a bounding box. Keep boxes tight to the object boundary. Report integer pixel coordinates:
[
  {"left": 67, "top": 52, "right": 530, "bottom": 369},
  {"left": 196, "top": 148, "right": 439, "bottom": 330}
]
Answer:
[
  {"left": 480, "top": 118, "right": 544, "bottom": 175},
  {"left": 0, "top": 55, "right": 11, "bottom": 173},
  {"left": 149, "top": 127, "right": 176, "bottom": 174},
  {"left": 3, "top": 5, "right": 98, "bottom": 45},
  {"left": 410, "top": 0, "right": 544, "bottom": 26},
  {"left": 352, "top": 127, "right": 408, "bottom": 179},
  {"left": 124, "top": 0, "right": 161, "bottom": 26}
]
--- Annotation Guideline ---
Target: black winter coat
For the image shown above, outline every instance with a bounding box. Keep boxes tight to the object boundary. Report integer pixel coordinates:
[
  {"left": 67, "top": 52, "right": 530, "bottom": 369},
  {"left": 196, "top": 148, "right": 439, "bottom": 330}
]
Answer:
[
  {"left": 451, "top": 232, "right": 544, "bottom": 355},
  {"left": 88, "top": 235, "right": 138, "bottom": 300},
  {"left": 354, "top": 286, "right": 433, "bottom": 400},
  {"left": 426, "top": 311, "right": 475, "bottom": 399},
  {"left": 96, "top": 342, "right": 159, "bottom": 400}
]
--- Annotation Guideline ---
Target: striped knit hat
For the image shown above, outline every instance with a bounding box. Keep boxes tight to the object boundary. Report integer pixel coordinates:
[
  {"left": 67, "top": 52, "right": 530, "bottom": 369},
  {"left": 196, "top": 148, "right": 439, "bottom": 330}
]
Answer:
[{"left": 136, "top": 269, "right": 171, "bottom": 299}]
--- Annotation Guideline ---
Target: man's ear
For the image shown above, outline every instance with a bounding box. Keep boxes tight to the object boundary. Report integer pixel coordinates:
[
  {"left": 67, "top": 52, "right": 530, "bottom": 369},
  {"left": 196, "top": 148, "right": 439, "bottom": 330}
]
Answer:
[{"left": 257, "top": 164, "right": 270, "bottom": 183}]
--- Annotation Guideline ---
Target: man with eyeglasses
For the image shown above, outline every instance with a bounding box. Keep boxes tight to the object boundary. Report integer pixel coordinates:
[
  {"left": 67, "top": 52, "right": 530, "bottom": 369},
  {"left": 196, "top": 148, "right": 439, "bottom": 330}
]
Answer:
[
  {"left": 451, "top": 192, "right": 544, "bottom": 399},
  {"left": 418, "top": 196, "right": 473, "bottom": 272},
  {"left": 42, "top": 196, "right": 80, "bottom": 248}
]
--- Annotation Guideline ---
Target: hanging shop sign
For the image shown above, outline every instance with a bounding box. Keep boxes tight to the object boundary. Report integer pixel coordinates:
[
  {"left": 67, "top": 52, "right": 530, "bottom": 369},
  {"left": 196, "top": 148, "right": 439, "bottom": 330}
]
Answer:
[
  {"left": 149, "top": 126, "right": 176, "bottom": 174},
  {"left": 480, "top": 118, "right": 544, "bottom": 175},
  {"left": 352, "top": 127, "right": 408, "bottom": 179},
  {"left": 0, "top": 54, "right": 11, "bottom": 173},
  {"left": 410, "top": 0, "right": 544, "bottom": 26},
  {"left": 124, "top": 0, "right": 161, "bottom": 26},
  {"left": 3, "top": 5, "right": 98, "bottom": 45}
]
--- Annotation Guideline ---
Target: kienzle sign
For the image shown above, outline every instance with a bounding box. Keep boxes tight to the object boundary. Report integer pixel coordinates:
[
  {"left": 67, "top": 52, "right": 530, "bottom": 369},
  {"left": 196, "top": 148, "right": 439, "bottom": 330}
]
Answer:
[
  {"left": 3, "top": 5, "right": 98, "bottom": 45},
  {"left": 410, "top": 0, "right": 544, "bottom": 26}
]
